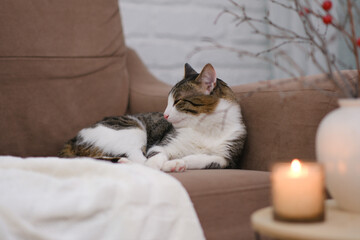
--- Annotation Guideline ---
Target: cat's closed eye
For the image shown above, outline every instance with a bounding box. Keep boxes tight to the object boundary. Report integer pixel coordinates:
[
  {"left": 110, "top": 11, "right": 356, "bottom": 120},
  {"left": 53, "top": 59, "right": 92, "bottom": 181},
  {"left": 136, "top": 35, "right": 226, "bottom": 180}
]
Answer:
[
  {"left": 183, "top": 99, "right": 205, "bottom": 107},
  {"left": 173, "top": 99, "right": 181, "bottom": 106}
]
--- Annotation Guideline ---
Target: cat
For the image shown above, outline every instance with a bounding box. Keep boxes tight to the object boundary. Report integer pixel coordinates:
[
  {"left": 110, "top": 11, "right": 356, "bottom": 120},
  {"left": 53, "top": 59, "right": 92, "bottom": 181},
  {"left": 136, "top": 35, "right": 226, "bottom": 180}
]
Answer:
[{"left": 58, "top": 63, "right": 247, "bottom": 172}]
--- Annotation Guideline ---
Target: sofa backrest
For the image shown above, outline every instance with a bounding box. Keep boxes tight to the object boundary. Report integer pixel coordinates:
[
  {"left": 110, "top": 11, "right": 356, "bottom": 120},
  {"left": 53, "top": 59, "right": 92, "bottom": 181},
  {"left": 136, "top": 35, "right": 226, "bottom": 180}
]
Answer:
[
  {"left": 233, "top": 71, "right": 357, "bottom": 171},
  {"left": 0, "top": 0, "right": 129, "bottom": 156}
]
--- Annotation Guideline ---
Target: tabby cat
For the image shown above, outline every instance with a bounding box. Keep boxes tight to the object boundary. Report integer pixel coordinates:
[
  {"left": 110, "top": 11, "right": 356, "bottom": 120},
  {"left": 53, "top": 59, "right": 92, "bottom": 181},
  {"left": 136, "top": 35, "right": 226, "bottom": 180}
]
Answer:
[{"left": 59, "top": 63, "right": 246, "bottom": 172}]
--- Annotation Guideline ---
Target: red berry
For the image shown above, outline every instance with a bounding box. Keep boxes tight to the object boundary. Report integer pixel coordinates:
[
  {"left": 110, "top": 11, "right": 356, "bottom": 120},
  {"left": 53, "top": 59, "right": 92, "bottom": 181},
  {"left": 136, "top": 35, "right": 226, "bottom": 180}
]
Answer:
[
  {"left": 357, "top": 38, "right": 360, "bottom": 47},
  {"left": 322, "top": 14, "right": 332, "bottom": 24},
  {"left": 299, "top": 7, "right": 311, "bottom": 16},
  {"left": 322, "top": 1, "right": 332, "bottom": 11},
  {"left": 304, "top": 7, "right": 311, "bottom": 14}
]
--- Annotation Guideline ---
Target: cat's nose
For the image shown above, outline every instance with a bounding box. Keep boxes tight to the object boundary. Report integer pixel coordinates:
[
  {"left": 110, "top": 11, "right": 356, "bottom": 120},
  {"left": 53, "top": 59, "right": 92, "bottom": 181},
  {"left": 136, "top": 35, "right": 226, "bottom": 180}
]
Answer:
[{"left": 164, "top": 114, "right": 169, "bottom": 120}]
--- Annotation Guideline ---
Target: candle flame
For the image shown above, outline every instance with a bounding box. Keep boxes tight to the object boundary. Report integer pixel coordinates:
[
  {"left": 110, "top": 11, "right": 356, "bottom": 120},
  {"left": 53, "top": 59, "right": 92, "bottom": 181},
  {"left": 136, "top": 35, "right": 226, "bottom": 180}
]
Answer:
[{"left": 291, "top": 159, "right": 302, "bottom": 173}]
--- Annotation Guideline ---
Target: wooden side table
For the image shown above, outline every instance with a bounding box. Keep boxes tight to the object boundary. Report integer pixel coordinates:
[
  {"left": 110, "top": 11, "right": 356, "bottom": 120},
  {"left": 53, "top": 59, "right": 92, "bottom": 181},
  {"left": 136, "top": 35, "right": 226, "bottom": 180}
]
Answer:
[{"left": 251, "top": 200, "right": 360, "bottom": 240}]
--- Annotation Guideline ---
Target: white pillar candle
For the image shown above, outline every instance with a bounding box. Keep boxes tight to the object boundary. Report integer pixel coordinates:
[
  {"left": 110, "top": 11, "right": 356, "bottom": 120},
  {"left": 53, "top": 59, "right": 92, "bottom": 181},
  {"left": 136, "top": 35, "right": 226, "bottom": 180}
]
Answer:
[{"left": 271, "top": 159, "right": 325, "bottom": 222}]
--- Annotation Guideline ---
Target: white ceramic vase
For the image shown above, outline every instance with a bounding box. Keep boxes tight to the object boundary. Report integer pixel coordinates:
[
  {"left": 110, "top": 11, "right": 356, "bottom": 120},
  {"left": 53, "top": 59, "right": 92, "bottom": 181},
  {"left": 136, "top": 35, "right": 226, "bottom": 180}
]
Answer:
[{"left": 316, "top": 98, "right": 360, "bottom": 213}]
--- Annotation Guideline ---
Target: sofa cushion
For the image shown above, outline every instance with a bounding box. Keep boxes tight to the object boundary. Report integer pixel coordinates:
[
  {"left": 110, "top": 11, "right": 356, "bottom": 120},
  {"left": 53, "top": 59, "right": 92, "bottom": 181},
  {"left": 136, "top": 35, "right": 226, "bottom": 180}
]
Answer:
[
  {"left": 170, "top": 169, "right": 271, "bottom": 240},
  {"left": 125, "top": 49, "right": 171, "bottom": 114},
  {"left": 0, "top": 0, "right": 125, "bottom": 57},
  {"left": 232, "top": 71, "right": 357, "bottom": 171},
  {"left": 0, "top": 0, "right": 128, "bottom": 156}
]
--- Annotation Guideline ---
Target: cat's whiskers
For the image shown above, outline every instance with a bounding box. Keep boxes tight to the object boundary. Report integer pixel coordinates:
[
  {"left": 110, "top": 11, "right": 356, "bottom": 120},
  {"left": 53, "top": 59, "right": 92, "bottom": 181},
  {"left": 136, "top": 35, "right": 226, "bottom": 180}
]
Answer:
[{"left": 169, "top": 117, "right": 186, "bottom": 126}]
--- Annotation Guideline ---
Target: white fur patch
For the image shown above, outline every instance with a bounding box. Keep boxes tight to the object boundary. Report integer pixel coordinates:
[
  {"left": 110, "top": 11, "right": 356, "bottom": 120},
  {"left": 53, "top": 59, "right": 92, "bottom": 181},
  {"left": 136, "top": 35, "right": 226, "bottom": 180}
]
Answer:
[
  {"left": 79, "top": 125, "right": 147, "bottom": 163},
  {"left": 162, "top": 98, "right": 246, "bottom": 162},
  {"left": 164, "top": 93, "right": 175, "bottom": 121}
]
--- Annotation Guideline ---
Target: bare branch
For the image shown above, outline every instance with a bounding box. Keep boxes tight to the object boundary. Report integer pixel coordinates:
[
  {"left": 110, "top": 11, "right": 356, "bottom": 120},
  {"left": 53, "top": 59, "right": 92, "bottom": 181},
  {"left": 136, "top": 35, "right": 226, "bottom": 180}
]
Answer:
[{"left": 193, "top": 0, "right": 360, "bottom": 98}]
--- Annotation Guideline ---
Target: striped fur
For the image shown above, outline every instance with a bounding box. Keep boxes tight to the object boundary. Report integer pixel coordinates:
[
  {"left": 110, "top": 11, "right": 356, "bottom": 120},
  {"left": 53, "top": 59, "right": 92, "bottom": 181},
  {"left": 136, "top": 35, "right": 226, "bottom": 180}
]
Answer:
[{"left": 59, "top": 63, "right": 247, "bottom": 172}]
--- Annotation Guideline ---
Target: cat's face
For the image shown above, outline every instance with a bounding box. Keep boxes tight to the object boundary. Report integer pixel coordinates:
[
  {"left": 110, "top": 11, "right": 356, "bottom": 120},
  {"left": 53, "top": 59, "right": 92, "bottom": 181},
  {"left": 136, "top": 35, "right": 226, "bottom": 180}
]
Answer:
[{"left": 164, "top": 63, "right": 222, "bottom": 128}]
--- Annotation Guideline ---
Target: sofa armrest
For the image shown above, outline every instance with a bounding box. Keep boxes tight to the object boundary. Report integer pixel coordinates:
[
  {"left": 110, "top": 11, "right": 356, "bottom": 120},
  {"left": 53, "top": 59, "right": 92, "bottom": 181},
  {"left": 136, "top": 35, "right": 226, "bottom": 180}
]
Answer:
[
  {"left": 126, "top": 48, "right": 171, "bottom": 114},
  {"left": 231, "top": 70, "right": 357, "bottom": 171}
]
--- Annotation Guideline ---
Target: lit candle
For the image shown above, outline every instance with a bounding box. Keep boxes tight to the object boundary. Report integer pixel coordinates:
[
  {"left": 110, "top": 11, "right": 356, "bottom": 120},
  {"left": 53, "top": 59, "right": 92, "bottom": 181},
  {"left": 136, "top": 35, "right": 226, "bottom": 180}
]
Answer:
[{"left": 271, "top": 159, "right": 325, "bottom": 222}]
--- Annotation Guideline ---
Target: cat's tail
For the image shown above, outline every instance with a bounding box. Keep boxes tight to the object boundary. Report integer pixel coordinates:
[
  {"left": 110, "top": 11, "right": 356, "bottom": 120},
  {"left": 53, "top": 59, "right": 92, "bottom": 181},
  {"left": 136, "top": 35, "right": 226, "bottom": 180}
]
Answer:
[
  {"left": 58, "top": 141, "right": 122, "bottom": 163},
  {"left": 58, "top": 137, "right": 112, "bottom": 160},
  {"left": 58, "top": 138, "right": 78, "bottom": 158}
]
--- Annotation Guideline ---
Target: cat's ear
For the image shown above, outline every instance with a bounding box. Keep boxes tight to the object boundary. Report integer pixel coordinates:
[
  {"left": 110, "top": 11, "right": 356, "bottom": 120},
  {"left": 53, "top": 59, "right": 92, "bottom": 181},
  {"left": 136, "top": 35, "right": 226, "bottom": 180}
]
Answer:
[
  {"left": 184, "top": 63, "right": 197, "bottom": 78},
  {"left": 196, "top": 63, "right": 217, "bottom": 95}
]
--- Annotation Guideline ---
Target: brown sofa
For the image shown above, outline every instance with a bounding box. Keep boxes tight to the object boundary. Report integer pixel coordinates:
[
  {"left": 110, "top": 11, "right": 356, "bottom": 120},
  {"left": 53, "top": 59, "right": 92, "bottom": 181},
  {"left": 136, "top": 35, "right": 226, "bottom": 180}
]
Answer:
[{"left": 0, "top": 1, "right": 356, "bottom": 239}]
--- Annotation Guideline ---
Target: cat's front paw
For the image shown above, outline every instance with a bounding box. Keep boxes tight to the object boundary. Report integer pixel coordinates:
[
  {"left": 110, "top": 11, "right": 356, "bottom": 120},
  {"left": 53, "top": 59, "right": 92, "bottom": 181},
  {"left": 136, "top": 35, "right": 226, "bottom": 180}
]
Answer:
[
  {"left": 145, "top": 153, "right": 167, "bottom": 170},
  {"left": 117, "top": 157, "right": 131, "bottom": 164},
  {"left": 161, "top": 159, "right": 186, "bottom": 172}
]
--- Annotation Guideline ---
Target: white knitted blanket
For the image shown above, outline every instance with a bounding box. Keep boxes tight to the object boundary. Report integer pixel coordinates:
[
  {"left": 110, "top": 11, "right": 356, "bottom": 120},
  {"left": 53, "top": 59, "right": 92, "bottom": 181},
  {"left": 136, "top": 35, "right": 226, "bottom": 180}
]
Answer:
[{"left": 0, "top": 156, "right": 204, "bottom": 240}]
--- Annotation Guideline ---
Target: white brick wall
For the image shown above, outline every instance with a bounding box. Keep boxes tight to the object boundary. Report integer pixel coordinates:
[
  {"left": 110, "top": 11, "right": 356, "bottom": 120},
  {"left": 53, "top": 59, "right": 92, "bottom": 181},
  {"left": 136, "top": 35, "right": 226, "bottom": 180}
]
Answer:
[{"left": 119, "top": 0, "right": 272, "bottom": 86}]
